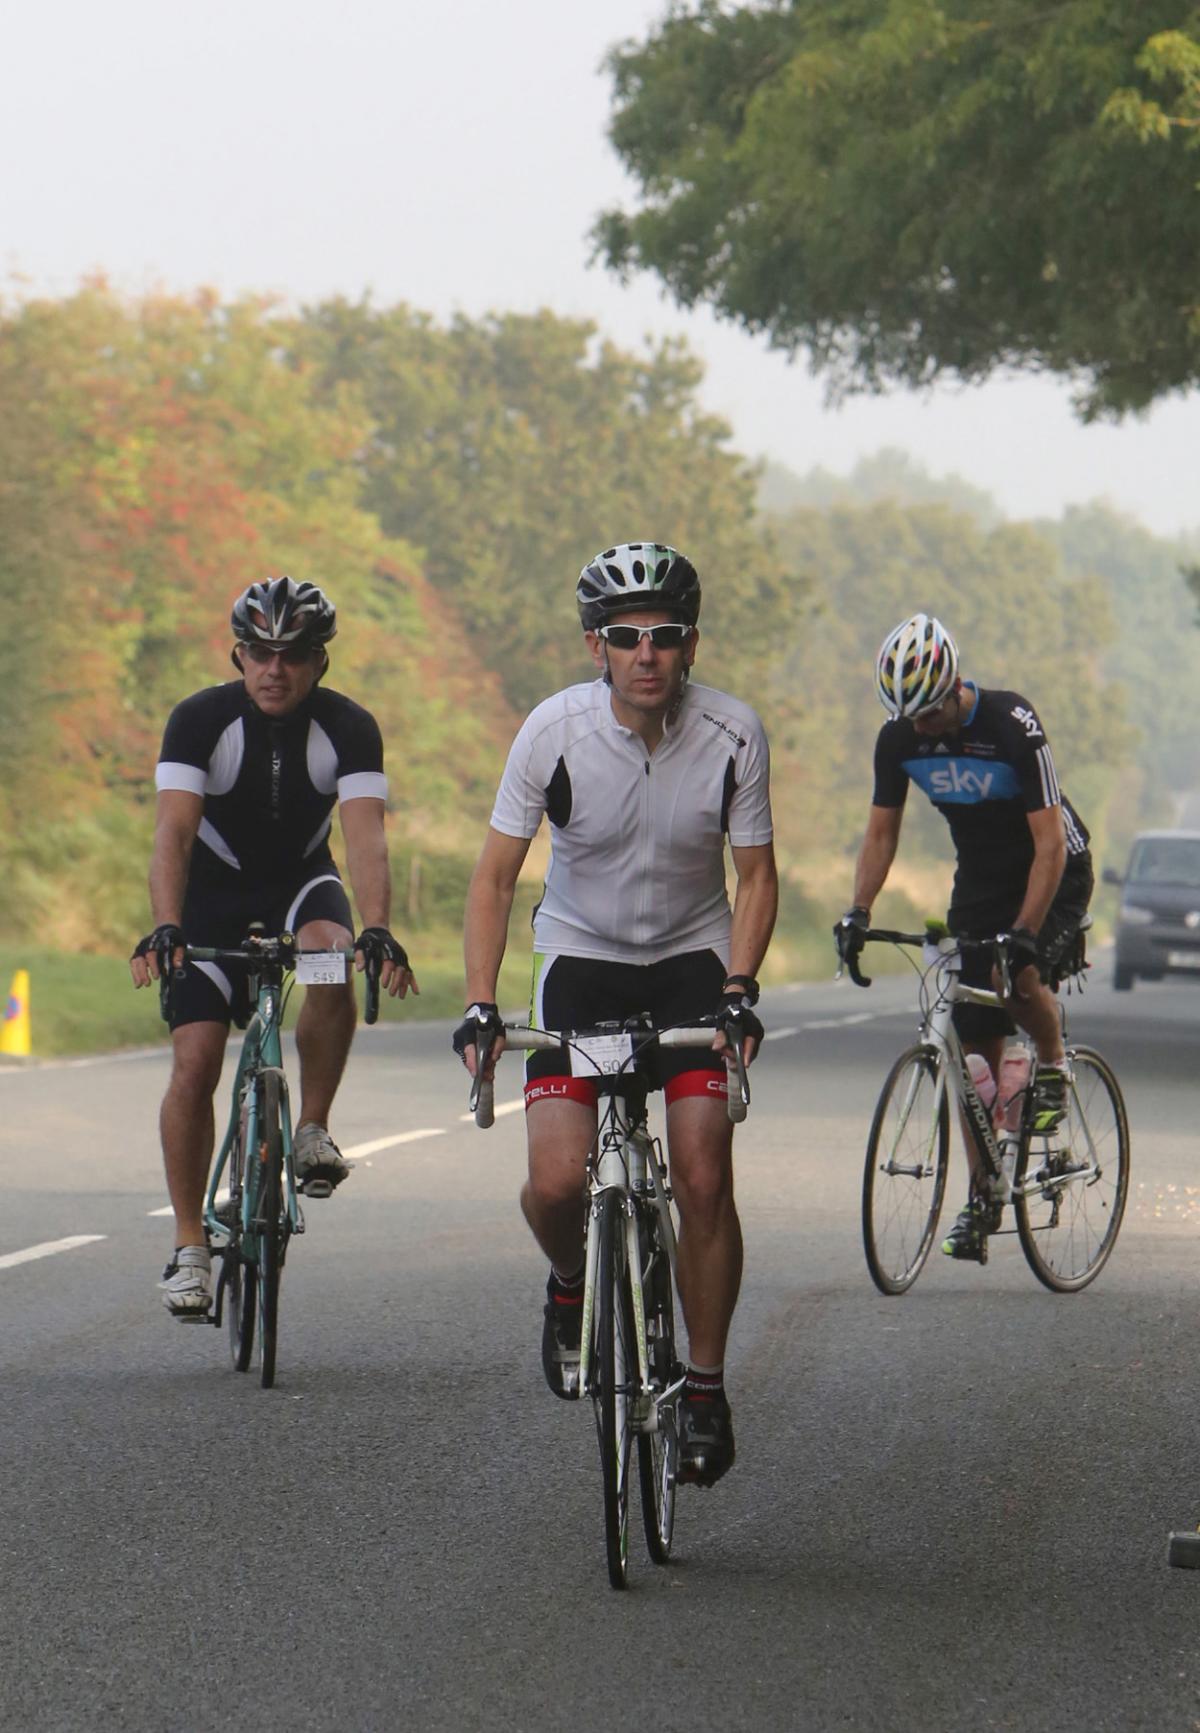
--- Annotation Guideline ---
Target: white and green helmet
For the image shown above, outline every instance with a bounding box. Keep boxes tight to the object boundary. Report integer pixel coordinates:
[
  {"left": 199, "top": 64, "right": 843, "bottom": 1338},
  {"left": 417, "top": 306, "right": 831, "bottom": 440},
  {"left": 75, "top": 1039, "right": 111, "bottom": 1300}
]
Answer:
[
  {"left": 874, "top": 613, "right": 959, "bottom": 718},
  {"left": 576, "top": 542, "right": 701, "bottom": 631}
]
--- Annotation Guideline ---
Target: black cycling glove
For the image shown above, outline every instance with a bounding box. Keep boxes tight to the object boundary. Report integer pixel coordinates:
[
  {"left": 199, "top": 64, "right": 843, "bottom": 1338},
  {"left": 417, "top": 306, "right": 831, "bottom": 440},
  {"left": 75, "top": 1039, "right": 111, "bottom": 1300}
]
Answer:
[
  {"left": 354, "top": 926, "right": 410, "bottom": 972},
  {"left": 715, "top": 989, "right": 764, "bottom": 1052},
  {"left": 1001, "top": 926, "right": 1041, "bottom": 981},
  {"left": 131, "top": 923, "right": 185, "bottom": 966},
  {"left": 453, "top": 1002, "right": 505, "bottom": 1062},
  {"left": 833, "top": 906, "right": 870, "bottom": 965}
]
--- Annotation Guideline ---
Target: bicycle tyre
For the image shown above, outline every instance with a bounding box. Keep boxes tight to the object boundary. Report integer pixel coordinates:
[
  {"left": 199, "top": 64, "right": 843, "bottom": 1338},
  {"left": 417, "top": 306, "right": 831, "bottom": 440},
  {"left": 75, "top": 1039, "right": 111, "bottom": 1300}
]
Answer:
[
  {"left": 1015, "top": 1046, "right": 1130, "bottom": 1293},
  {"left": 595, "top": 1189, "right": 635, "bottom": 1590},
  {"left": 226, "top": 1119, "right": 257, "bottom": 1373},
  {"left": 257, "top": 1069, "right": 287, "bottom": 1389},
  {"left": 636, "top": 1203, "right": 677, "bottom": 1565},
  {"left": 862, "top": 1045, "right": 950, "bottom": 1296}
]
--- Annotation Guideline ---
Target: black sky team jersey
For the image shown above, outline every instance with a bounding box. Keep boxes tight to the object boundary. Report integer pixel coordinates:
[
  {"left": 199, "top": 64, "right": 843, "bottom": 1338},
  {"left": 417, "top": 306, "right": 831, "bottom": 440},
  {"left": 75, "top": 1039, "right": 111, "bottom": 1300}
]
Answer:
[
  {"left": 872, "top": 683, "right": 1090, "bottom": 903},
  {"left": 155, "top": 682, "right": 387, "bottom": 889}
]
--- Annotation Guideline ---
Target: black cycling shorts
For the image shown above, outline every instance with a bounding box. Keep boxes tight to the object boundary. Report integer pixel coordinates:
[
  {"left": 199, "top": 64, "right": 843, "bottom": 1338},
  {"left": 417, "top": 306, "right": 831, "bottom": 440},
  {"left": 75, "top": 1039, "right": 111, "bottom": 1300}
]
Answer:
[
  {"left": 524, "top": 948, "right": 728, "bottom": 1108},
  {"left": 948, "top": 854, "right": 1094, "bottom": 1042},
  {"left": 170, "top": 867, "right": 354, "bottom": 1031}
]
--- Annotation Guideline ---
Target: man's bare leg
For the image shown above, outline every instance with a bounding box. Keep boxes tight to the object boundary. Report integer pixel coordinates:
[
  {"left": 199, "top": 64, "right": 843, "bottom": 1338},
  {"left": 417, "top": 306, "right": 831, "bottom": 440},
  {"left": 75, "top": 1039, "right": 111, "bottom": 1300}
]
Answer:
[
  {"left": 162, "top": 1020, "right": 228, "bottom": 1247},
  {"left": 665, "top": 1095, "right": 742, "bottom": 1369}
]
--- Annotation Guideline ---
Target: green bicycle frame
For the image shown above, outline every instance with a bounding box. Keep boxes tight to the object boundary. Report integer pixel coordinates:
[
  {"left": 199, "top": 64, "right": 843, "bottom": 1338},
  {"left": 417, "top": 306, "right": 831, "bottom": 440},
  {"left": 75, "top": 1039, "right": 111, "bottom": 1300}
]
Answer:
[{"left": 202, "top": 973, "right": 301, "bottom": 1255}]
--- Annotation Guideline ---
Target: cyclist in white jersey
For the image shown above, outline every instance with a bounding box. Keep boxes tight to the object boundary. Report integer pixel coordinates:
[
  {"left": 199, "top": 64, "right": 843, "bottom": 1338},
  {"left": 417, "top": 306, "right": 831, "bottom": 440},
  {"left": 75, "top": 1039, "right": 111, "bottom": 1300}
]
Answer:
[{"left": 454, "top": 543, "right": 777, "bottom": 1487}]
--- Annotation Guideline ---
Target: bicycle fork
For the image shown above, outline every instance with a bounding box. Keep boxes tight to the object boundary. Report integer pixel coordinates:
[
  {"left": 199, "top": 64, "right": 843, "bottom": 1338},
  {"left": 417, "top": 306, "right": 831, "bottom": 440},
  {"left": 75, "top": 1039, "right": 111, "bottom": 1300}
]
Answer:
[{"left": 578, "top": 1128, "right": 684, "bottom": 1432}]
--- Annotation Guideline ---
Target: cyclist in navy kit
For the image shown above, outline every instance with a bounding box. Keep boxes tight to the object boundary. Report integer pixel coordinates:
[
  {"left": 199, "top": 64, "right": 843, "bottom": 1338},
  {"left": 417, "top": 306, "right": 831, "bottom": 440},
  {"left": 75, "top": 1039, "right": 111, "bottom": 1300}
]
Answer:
[
  {"left": 131, "top": 577, "right": 416, "bottom": 1317},
  {"left": 453, "top": 543, "right": 778, "bottom": 1487},
  {"left": 834, "top": 614, "right": 1094, "bottom": 1262}
]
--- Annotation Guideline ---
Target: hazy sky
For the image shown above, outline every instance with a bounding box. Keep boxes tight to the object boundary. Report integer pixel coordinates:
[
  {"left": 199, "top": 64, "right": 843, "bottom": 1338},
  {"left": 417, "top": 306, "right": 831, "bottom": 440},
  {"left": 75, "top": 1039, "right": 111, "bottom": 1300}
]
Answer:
[{"left": 6, "top": 0, "right": 1197, "bottom": 538}]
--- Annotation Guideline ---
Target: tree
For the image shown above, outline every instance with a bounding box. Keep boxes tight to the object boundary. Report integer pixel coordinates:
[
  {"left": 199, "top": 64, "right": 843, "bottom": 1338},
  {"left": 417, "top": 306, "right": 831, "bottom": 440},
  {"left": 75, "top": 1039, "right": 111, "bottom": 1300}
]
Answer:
[
  {"left": 295, "top": 299, "right": 793, "bottom": 712},
  {"left": 595, "top": 2, "right": 1200, "bottom": 418}
]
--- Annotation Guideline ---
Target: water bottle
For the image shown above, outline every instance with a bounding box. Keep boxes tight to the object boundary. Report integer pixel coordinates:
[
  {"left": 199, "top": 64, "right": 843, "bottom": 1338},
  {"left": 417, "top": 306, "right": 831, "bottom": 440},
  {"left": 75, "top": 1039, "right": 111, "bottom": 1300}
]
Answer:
[
  {"left": 996, "top": 1047, "right": 1032, "bottom": 1133},
  {"left": 965, "top": 1051, "right": 997, "bottom": 1112}
]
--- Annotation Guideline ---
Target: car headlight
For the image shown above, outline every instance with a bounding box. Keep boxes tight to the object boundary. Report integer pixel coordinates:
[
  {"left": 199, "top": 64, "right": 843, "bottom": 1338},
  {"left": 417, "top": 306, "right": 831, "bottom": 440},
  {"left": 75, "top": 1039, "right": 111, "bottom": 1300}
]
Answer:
[{"left": 1119, "top": 904, "right": 1155, "bottom": 925}]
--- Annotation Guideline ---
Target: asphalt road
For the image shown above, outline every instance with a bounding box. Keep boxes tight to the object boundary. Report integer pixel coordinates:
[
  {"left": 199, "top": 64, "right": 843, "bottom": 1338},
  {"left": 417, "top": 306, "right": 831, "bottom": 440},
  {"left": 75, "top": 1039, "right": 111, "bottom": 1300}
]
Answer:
[{"left": 2, "top": 952, "right": 1199, "bottom": 1731}]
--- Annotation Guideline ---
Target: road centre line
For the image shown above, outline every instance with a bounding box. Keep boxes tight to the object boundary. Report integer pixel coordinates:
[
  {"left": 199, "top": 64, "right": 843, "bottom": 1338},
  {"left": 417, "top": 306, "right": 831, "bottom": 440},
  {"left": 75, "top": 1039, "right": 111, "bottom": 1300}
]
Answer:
[
  {"left": 763, "top": 1026, "right": 801, "bottom": 1041},
  {"left": 0, "top": 1235, "right": 107, "bottom": 1270},
  {"left": 458, "top": 1098, "right": 525, "bottom": 1123},
  {"left": 343, "top": 1129, "right": 445, "bottom": 1158},
  {"left": 146, "top": 1129, "right": 447, "bottom": 1216}
]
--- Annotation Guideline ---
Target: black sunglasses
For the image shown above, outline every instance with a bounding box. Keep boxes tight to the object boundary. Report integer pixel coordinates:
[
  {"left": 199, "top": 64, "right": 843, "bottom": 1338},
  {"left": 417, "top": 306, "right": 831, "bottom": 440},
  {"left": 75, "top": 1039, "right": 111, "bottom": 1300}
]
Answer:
[{"left": 597, "top": 622, "right": 692, "bottom": 651}]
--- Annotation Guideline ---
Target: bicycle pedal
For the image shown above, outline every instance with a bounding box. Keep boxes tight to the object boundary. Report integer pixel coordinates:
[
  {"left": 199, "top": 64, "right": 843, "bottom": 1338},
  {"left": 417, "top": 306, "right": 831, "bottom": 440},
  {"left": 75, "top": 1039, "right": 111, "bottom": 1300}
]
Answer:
[{"left": 299, "top": 1177, "right": 333, "bottom": 1200}]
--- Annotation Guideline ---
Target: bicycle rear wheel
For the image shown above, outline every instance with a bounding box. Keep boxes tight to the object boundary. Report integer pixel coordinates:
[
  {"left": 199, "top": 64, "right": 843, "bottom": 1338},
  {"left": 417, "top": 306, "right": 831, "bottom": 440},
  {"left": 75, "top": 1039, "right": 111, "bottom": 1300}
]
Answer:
[
  {"left": 594, "top": 1189, "right": 635, "bottom": 1590},
  {"left": 862, "top": 1045, "right": 950, "bottom": 1295},
  {"left": 636, "top": 1203, "right": 677, "bottom": 1565},
  {"left": 257, "top": 1070, "right": 288, "bottom": 1389},
  {"left": 1015, "top": 1046, "right": 1129, "bottom": 1292}
]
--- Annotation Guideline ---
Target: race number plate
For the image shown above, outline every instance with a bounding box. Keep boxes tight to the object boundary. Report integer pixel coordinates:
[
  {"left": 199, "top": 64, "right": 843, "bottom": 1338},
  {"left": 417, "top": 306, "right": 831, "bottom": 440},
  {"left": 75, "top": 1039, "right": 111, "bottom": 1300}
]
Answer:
[
  {"left": 570, "top": 1032, "right": 634, "bottom": 1077},
  {"left": 296, "top": 951, "right": 347, "bottom": 986}
]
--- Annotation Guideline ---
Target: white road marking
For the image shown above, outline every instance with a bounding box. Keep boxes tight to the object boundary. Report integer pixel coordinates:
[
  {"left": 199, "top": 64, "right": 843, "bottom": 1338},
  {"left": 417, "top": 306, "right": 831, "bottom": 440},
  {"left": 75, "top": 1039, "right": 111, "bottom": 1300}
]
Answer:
[
  {"left": 458, "top": 1098, "right": 525, "bottom": 1123},
  {"left": 763, "top": 1026, "right": 801, "bottom": 1041},
  {"left": 801, "top": 1011, "right": 879, "bottom": 1030},
  {"left": 0, "top": 1235, "right": 106, "bottom": 1269},
  {"left": 146, "top": 1129, "right": 448, "bottom": 1216},
  {"left": 343, "top": 1129, "right": 445, "bottom": 1158}
]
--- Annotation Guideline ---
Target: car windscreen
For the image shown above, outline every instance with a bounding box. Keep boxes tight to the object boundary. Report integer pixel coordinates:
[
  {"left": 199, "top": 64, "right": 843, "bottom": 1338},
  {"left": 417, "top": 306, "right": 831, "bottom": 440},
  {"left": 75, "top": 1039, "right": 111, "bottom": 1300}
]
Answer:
[{"left": 1127, "top": 838, "right": 1200, "bottom": 888}]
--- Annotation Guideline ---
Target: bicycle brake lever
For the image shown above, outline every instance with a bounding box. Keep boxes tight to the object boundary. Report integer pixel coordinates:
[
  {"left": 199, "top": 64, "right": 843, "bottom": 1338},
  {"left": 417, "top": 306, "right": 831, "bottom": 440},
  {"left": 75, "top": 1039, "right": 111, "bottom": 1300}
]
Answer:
[
  {"left": 727, "top": 1045, "right": 750, "bottom": 1124},
  {"left": 470, "top": 1068, "right": 495, "bottom": 1129}
]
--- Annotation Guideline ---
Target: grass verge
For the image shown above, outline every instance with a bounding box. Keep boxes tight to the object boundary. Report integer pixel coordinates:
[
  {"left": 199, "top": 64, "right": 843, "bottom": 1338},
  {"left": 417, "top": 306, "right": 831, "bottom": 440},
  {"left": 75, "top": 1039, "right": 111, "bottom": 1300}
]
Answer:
[{"left": 0, "top": 876, "right": 932, "bottom": 1061}]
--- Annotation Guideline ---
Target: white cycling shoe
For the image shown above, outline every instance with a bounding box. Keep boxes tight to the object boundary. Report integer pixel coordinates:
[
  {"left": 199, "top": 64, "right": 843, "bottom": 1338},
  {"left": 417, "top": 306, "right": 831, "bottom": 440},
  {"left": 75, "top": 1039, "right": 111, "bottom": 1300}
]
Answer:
[
  {"left": 292, "top": 1122, "right": 352, "bottom": 1198},
  {"left": 160, "top": 1245, "right": 213, "bottom": 1319}
]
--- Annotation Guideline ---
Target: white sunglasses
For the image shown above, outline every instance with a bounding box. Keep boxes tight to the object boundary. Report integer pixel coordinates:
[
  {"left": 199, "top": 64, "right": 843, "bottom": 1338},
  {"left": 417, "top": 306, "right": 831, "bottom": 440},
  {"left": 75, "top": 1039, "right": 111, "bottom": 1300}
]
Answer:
[{"left": 597, "top": 622, "right": 692, "bottom": 650}]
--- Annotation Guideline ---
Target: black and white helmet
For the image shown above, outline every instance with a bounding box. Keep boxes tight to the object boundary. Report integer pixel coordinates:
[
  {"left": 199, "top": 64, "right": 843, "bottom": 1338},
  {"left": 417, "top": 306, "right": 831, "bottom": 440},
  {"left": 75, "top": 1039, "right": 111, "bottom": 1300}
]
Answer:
[
  {"left": 231, "top": 576, "right": 337, "bottom": 647},
  {"left": 576, "top": 543, "right": 701, "bottom": 631}
]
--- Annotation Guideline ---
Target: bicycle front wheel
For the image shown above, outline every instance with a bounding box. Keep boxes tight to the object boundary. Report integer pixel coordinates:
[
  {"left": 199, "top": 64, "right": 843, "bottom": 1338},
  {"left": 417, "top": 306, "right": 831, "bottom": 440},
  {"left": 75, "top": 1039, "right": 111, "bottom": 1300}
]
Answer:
[
  {"left": 862, "top": 1045, "right": 950, "bottom": 1295},
  {"left": 636, "top": 1204, "right": 677, "bottom": 1565},
  {"left": 595, "top": 1190, "right": 635, "bottom": 1590},
  {"left": 1015, "top": 1046, "right": 1130, "bottom": 1293},
  {"left": 225, "top": 1123, "right": 257, "bottom": 1373},
  {"left": 257, "top": 1070, "right": 288, "bottom": 1389}
]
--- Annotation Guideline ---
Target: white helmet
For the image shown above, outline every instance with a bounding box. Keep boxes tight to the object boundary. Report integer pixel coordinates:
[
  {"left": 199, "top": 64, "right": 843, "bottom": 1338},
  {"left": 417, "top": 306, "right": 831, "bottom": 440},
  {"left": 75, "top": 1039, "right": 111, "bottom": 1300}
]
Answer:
[
  {"left": 875, "top": 614, "right": 959, "bottom": 718},
  {"left": 576, "top": 542, "right": 700, "bottom": 631}
]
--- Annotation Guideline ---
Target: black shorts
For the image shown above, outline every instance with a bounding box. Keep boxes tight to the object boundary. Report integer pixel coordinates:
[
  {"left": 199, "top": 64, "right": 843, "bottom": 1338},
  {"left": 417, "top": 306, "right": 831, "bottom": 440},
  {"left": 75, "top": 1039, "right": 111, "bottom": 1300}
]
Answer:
[
  {"left": 948, "top": 854, "right": 1094, "bottom": 1042},
  {"left": 524, "top": 948, "right": 728, "bottom": 1109},
  {"left": 171, "top": 866, "right": 354, "bottom": 1031}
]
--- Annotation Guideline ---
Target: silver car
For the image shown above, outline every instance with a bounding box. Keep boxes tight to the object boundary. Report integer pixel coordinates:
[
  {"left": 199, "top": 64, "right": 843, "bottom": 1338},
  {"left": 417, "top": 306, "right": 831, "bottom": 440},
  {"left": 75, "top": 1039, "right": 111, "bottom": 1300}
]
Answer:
[{"left": 1103, "top": 829, "right": 1200, "bottom": 991}]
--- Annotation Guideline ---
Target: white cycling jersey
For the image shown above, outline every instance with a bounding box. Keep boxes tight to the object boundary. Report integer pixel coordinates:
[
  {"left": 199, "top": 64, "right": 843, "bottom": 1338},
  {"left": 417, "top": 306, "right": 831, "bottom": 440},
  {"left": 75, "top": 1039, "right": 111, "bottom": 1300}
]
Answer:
[{"left": 490, "top": 678, "right": 773, "bottom": 965}]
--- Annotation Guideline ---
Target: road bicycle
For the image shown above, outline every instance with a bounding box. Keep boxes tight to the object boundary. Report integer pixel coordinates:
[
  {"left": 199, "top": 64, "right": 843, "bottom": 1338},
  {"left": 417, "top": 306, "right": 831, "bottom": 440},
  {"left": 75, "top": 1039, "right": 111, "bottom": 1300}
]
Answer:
[
  {"left": 470, "top": 1016, "right": 749, "bottom": 1590},
  {"left": 162, "top": 928, "right": 379, "bottom": 1387},
  {"left": 843, "top": 924, "right": 1129, "bottom": 1296}
]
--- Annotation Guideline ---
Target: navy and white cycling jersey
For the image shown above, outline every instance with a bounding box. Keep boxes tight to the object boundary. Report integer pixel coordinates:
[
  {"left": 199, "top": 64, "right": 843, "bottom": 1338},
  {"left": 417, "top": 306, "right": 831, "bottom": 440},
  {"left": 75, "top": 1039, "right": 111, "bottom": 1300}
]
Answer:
[
  {"left": 155, "top": 682, "right": 387, "bottom": 889},
  {"left": 872, "top": 682, "right": 1090, "bottom": 903},
  {"left": 490, "top": 678, "right": 773, "bottom": 965}
]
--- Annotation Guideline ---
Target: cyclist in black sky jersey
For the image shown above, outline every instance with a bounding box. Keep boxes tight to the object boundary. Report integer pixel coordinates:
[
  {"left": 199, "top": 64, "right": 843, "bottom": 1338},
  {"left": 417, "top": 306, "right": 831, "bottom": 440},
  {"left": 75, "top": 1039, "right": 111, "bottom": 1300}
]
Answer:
[
  {"left": 130, "top": 577, "right": 416, "bottom": 1317},
  {"left": 833, "top": 613, "right": 1094, "bottom": 1262}
]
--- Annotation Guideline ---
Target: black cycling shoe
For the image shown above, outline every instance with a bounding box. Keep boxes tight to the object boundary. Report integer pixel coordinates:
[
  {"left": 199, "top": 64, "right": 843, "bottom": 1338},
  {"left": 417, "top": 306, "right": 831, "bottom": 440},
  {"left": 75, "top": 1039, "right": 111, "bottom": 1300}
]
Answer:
[
  {"left": 678, "top": 1389, "right": 736, "bottom": 1488},
  {"left": 541, "top": 1275, "right": 582, "bottom": 1401},
  {"left": 1030, "top": 1063, "right": 1070, "bottom": 1135},
  {"left": 941, "top": 1197, "right": 1002, "bottom": 1263}
]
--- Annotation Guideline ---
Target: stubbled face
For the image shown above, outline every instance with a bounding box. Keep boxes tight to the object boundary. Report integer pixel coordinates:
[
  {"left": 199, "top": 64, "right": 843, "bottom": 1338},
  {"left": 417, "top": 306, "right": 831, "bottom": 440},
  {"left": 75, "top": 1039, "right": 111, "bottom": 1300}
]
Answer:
[
  {"left": 237, "top": 641, "right": 324, "bottom": 716},
  {"left": 911, "top": 680, "right": 963, "bottom": 737},
  {"left": 586, "top": 608, "right": 697, "bottom": 716}
]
